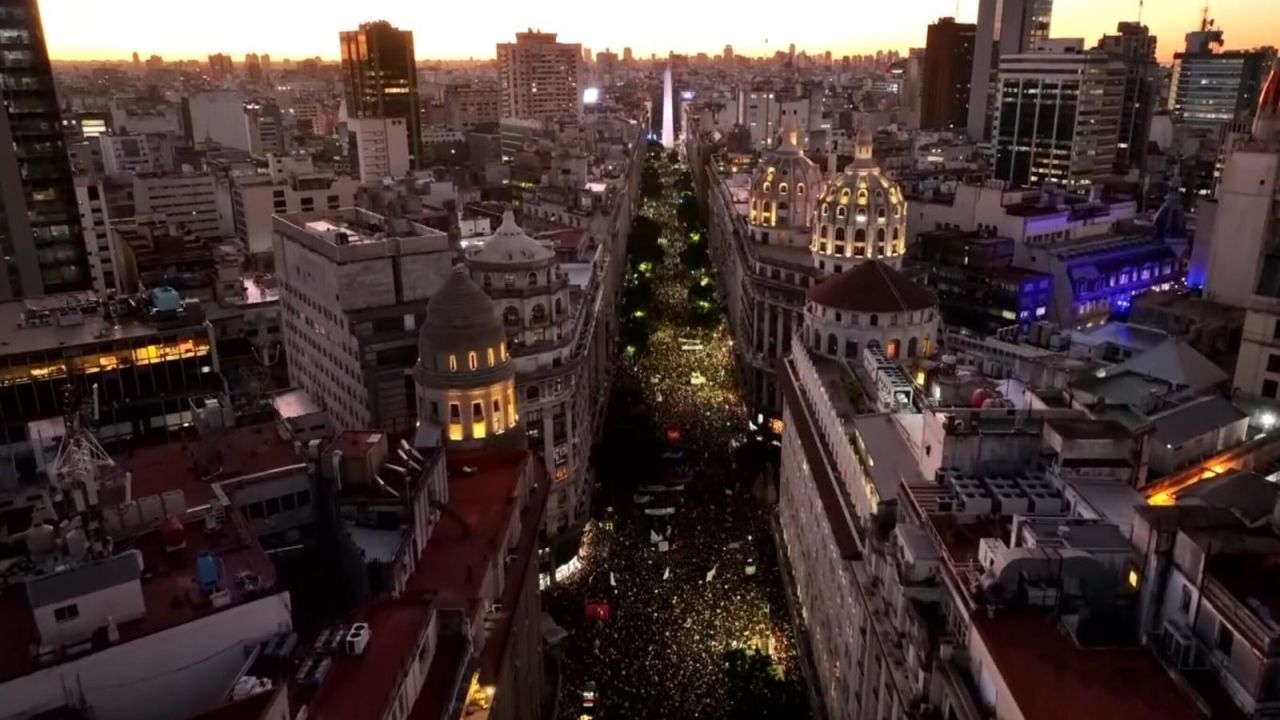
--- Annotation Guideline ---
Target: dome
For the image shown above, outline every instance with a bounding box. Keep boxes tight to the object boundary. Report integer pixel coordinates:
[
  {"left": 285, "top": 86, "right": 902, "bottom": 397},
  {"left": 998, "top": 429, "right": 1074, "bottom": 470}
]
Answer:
[
  {"left": 810, "top": 128, "right": 907, "bottom": 270},
  {"left": 807, "top": 260, "right": 936, "bottom": 313},
  {"left": 747, "top": 115, "right": 822, "bottom": 237},
  {"left": 420, "top": 264, "right": 506, "bottom": 361},
  {"left": 472, "top": 210, "right": 555, "bottom": 265}
]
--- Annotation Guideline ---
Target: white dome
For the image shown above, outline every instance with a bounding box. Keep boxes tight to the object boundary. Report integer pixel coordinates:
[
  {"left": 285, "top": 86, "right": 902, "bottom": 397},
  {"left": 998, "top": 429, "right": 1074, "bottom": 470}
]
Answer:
[
  {"left": 810, "top": 128, "right": 907, "bottom": 271},
  {"left": 747, "top": 115, "right": 822, "bottom": 235},
  {"left": 473, "top": 210, "right": 555, "bottom": 265}
]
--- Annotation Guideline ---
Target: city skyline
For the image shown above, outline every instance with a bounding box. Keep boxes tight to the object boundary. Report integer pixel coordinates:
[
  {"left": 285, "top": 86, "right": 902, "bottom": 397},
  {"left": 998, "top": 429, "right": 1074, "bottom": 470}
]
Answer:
[{"left": 41, "top": 0, "right": 1279, "bottom": 64}]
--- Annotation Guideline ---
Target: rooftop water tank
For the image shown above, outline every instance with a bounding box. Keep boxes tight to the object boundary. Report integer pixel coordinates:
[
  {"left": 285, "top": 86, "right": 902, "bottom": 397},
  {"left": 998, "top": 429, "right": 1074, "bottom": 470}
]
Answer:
[{"left": 151, "top": 286, "right": 183, "bottom": 313}]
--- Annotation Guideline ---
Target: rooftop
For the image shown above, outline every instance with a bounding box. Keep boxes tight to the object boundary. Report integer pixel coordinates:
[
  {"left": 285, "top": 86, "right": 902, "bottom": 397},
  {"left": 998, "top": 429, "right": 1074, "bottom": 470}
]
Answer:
[
  {"left": 1045, "top": 418, "right": 1132, "bottom": 441},
  {"left": 405, "top": 449, "right": 532, "bottom": 602},
  {"left": 121, "top": 422, "right": 304, "bottom": 507},
  {"left": 973, "top": 610, "right": 1205, "bottom": 720},
  {"left": 0, "top": 292, "right": 206, "bottom": 356},
  {"left": 0, "top": 513, "right": 277, "bottom": 683},
  {"left": 1150, "top": 396, "right": 1247, "bottom": 447},
  {"left": 273, "top": 208, "right": 449, "bottom": 262},
  {"left": 808, "top": 260, "right": 937, "bottom": 313},
  {"left": 305, "top": 599, "right": 435, "bottom": 720}
]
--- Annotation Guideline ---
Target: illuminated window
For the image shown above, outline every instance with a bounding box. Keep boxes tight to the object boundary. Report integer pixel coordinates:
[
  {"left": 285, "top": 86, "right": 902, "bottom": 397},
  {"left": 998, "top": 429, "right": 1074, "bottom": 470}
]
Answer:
[
  {"left": 857, "top": 189, "right": 868, "bottom": 204},
  {"left": 1128, "top": 569, "right": 1140, "bottom": 588},
  {"left": 468, "top": 352, "right": 478, "bottom": 370},
  {"left": 472, "top": 401, "right": 486, "bottom": 439},
  {"left": 448, "top": 354, "right": 458, "bottom": 372},
  {"left": 493, "top": 398, "right": 503, "bottom": 433},
  {"left": 501, "top": 341, "right": 508, "bottom": 360},
  {"left": 507, "top": 388, "right": 517, "bottom": 427},
  {"left": 448, "top": 403, "right": 463, "bottom": 441},
  {"left": 778, "top": 183, "right": 788, "bottom": 194},
  {"left": 836, "top": 206, "right": 847, "bottom": 218},
  {"left": 819, "top": 225, "right": 828, "bottom": 240},
  {"left": 487, "top": 348, "right": 495, "bottom": 367},
  {"left": 763, "top": 182, "right": 771, "bottom": 193},
  {"left": 840, "top": 188, "right": 851, "bottom": 203},
  {"left": 796, "top": 183, "right": 805, "bottom": 196},
  {"left": 822, "top": 203, "right": 829, "bottom": 215}
]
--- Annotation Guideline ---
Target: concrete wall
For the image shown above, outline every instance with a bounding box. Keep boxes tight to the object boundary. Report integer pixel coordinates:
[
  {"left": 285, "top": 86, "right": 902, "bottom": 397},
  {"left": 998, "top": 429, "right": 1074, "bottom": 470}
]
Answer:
[{"left": 0, "top": 592, "right": 292, "bottom": 720}]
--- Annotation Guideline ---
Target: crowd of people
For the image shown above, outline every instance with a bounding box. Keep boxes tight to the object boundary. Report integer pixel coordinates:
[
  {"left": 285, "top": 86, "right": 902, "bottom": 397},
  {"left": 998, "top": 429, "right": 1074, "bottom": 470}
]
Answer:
[{"left": 546, "top": 149, "right": 806, "bottom": 719}]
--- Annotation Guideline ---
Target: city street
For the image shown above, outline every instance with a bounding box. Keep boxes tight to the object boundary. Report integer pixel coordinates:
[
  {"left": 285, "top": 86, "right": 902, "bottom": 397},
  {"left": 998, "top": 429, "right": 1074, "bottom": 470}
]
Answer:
[{"left": 547, "top": 147, "right": 808, "bottom": 720}]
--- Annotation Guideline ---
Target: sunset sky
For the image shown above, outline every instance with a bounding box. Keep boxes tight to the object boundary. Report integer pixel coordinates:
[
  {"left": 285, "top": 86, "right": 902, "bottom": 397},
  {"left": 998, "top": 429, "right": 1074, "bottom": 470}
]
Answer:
[{"left": 39, "top": 0, "right": 1278, "bottom": 63}]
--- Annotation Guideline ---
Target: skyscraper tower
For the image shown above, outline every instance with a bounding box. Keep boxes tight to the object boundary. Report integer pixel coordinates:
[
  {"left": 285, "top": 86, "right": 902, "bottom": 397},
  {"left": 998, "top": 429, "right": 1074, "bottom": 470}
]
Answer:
[
  {"left": 0, "top": 0, "right": 86, "bottom": 298},
  {"left": 496, "top": 31, "right": 584, "bottom": 120},
  {"left": 662, "top": 65, "right": 675, "bottom": 149},
  {"left": 922, "top": 17, "right": 977, "bottom": 130},
  {"left": 340, "top": 21, "right": 422, "bottom": 169},
  {"left": 967, "top": 0, "right": 1054, "bottom": 141}
]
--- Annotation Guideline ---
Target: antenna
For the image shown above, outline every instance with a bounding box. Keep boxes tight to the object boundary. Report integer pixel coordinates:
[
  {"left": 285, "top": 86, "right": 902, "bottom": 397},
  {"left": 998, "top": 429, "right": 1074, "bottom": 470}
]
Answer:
[
  {"left": 1137, "top": 0, "right": 1144, "bottom": 23},
  {"left": 1200, "top": 1, "right": 1210, "bottom": 31}
]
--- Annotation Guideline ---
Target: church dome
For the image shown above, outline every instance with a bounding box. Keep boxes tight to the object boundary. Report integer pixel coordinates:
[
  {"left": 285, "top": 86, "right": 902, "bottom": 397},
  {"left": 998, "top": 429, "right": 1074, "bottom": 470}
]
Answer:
[
  {"left": 810, "top": 128, "right": 907, "bottom": 272},
  {"left": 747, "top": 115, "right": 822, "bottom": 242},
  {"left": 418, "top": 265, "right": 510, "bottom": 378},
  {"left": 472, "top": 210, "right": 555, "bottom": 266}
]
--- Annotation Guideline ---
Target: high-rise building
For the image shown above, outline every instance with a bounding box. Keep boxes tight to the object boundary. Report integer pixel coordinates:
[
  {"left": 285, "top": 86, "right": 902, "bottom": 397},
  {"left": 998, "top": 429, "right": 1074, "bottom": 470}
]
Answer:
[
  {"left": 273, "top": 208, "right": 453, "bottom": 433},
  {"left": 496, "top": 31, "right": 584, "bottom": 121},
  {"left": 994, "top": 41, "right": 1126, "bottom": 188},
  {"left": 1169, "top": 28, "right": 1270, "bottom": 130},
  {"left": 207, "top": 52, "right": 233, "bottom": 78},
  {"left": 347, "top": 116, "right": 411, "bottom": 183},
  {"left": 244, "top": 52, "right": 262, "bottom": 81},
  {"left": 724, "top": 44, "right": 734, "bottom": 63},
  {"left": 0, "top": 0, "right": 87, "bottom": 298},
  {"left": 339, "top": 21, "right": 423, "bottom": 169},
  {"left": 921, "top": 17, "right": 976, "bottom": 130},
  {"left": 967, "top": 0, "right": 1055, "bottom": 141},
  {"left": 623, "top": 46, "right": 633, "bottom": 63},
  {"left": 1097, "top": 22, "right": 1159, "bottom": 175}
]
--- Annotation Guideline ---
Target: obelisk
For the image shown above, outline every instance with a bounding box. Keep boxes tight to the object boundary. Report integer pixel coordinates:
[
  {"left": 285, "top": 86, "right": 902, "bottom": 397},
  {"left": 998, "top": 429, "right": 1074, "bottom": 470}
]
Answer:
[{"left": 662, "top": 64, "right": 675, "bottom": 149}]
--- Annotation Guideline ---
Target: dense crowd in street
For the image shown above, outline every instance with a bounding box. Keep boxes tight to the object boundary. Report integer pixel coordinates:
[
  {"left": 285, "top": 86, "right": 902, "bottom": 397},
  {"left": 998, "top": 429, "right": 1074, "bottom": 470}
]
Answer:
[{"left": 548, "top": 148, "right": 806, "bottom": 719}]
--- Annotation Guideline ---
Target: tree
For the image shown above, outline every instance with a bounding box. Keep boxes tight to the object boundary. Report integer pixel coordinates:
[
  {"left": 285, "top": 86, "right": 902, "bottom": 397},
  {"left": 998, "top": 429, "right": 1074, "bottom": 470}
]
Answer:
[
  {"left": 722, "top": 648, "right": 806, "bottom": 720},
  {"left": 641, "top": 164, "right": 663, "bottom": 199}
]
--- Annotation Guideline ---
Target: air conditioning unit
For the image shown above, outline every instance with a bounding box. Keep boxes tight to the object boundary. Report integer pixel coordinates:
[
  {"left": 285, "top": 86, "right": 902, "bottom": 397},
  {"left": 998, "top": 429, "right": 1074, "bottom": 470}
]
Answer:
[
  {"left": 345, "top": 623, "right": 371, "bottom": 656},
  {"left": 1162, "top": 619, "right": 1196, "bottom": 669}
]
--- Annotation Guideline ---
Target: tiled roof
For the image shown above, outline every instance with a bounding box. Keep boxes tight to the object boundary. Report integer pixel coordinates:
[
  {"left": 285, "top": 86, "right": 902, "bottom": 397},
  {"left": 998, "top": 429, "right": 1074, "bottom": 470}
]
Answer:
[{"left": 807, "top": 260, "right": 936, "bottom": 313}]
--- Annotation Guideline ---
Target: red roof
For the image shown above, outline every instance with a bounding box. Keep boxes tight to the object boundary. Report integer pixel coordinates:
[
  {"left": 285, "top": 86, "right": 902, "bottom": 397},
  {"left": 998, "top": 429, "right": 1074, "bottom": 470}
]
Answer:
[
  {"left": 536, "top": 228, "right": 591, "bottom": 253},
  {"left": 0, "top": 513, "right": 277, "bottom": 683},
  {"left": 973, "top": 611, "right": 1206, "bottom": 720},
  {"left": 123, "top": 423, "right": 303, "bottom": 506},
  {"left": 305, "top": 599, "right": 434, "bottom": 720},
  {"left": 404, "top": 449, "right": 531, "bottom": 603},
  {"left": 807, "top": 260, "right": 937, "bottom": 313}
]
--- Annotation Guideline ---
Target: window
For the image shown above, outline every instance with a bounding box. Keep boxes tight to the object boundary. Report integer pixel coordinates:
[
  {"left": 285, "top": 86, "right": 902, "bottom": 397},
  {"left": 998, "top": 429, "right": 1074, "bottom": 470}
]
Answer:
[
  {"left": 448, "top": 403, "right": 462, "bottom": 441},
  {"left": 827, "top": 334, "right": 838, "bottom": 355},
  {"left": 1268, "top": 354, "right": 1280, "bottom": 374},
  {"left": 448, "top": 354, "right": 458, "bottom": 372},
  {"left": 503, "top": 306, "right": 520, "bottom": 326},
  {"left": 1215, "top": 621, "right": 1234, "bottom": 655},
  {"left": 840, "top": 188, "right": 851, "bottom": 202},
  {"left": 835, "top": 227, "right": 846, "bottom": 242},
  {"left": 778, "top": 183, "right": 788, "bottom": 194},
  {"left": 1265, "top": 379, "right": 1279, "bottom": 399},
  {"left": 468, "top": 351, "right": 478, "bottom": 370},
  {"left": 1273, "top": 319, "right": 1280, "bottom": 341},
  {"left": 471, "top": 401, "right": 486, "bottom": 439},
  {"left": 762, "top": 182, "right": 771, "bottom": 193},
  {"left": 54, "top": 604, "right": 79, "bottom": 623},
  {"left": 857, "top": 189, "right": 868, "bottom": 204},
  {"left": 836, "top": 206, "right": 847, "bottom": 218},
  {"left": 1179, "top": 584, "right": 1192, "bottom": 614},
  {"left": 796, "top": 183, "right": 805, "bottom": 196},
  {"left": 527, "top": 272, "right": 538, "bottom": 286},
  {"left": 488, "top": 348, "right": 496, "bottom": 366},
  {"left": 870, "top": 314, "right": 878, "bottom": 327}
]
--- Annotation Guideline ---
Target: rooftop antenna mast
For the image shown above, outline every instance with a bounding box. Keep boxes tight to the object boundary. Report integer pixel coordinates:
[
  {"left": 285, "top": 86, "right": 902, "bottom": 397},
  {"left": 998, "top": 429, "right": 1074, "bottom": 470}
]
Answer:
[
  {"left": 1200, "top": 1, "right": 1212, "bottom": 31},
  {"left": 1137, "top": 0, "right": 1144, "bottom": 24}
]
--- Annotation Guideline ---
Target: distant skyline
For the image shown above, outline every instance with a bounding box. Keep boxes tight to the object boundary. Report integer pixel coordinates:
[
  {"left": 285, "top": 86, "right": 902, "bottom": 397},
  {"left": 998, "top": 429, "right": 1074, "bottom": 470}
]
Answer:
[{"left": 41, "top": 0, "right": 1278, "bottom": 64}]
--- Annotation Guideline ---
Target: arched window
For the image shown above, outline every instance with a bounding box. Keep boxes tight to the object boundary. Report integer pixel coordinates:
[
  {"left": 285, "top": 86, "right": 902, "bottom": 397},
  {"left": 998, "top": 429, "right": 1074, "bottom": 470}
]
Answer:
[
  {"left": 892, "top": 227, "right": 900, "bottom": 240},
  {"left": 492, "top": 398, "right": 503, "bottom": 433},
  {"left": 778, "top": 183, "right": 788, "bottom": 194},
  {"left": 763, "top": 182, "right": 772, "bottom": 193},
  {"left": 857, "top": 189, "right": 868, "bottom": 204},
  {"left": 876, "top": 228, "right": 886, "bottom": 245},
  {"left": 836, "top": 206, "right": 847, "bottom": 218},
  {"left": 869, "top": 314, "right": 879, "bottom": 327},
  {"left": 886, "top": 338, "right": 900, "bottom": 359},
  {"left": 856, "top": 208, "right": 867, "bottom": 222},
  {"left": 531, "top": 304, "right": 547, "bottom": 324},
  {"left": 448, "top": 354, "right": 458, "bottom": 371},
  {"left": 876, "top": 190, "right": 885, "bottom": 202},
  {"left": 554, "top": 297, "right": 563, "bottom": 315},
  {"left": 868, "top": 339, "right": 881, "bottom": 349},
  {"left": 835, "top": 227, "right": 846, "bottom": 242},
  {"left": 527, "top": 272, "right": 538, "bottom": 287},
  {"left": 503, "top": 306, "right": 520, "bottom": 326},
  {"left": 827, "top": 333, "right": 838, "bottom": 356},
  {"left": 819, "top": 225, "right": 829, "bottom": 240},
  {"left": 797, "top": 183, "right": 805, "bottom": 196},
  {"left": 778, "top": 201, "right": 789, "bottom": 211},
  {"left": 894, "top": 204, "right": 901, "bottom": 217},
  {"left": 907, "top": 337, "right": 919, "bottom": 358},
  {"left": 500, "top": 341, "right": 508, "bottom": 360},
  {"left": 840, "top": 188, "right": 851, "bottom": 203},
  {"left": 855, "top": 228, "right": 866, "bottom": 244},
  {"left": 877, "top": 207, "right": 886, "bottom": 220},
  {"left": 487, "top": 347, "right": 496, "bottom": 366},
  {"left": 468, "top": 351, "right": 478, "bottom": 370},
  {"left": 822, "top": 203, "right": 829, "bottom": 215}
]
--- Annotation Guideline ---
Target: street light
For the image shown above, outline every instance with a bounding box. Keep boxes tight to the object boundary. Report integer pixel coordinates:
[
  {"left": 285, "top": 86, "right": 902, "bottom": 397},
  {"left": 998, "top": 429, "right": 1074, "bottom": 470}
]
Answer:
[{"left": 1261, "top": 412, "right": 1277, "bottom": 431}]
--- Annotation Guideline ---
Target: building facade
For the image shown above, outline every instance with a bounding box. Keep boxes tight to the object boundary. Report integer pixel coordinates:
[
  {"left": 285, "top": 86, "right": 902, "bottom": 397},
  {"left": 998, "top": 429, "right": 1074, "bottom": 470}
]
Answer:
[
  {"left": 0, "top": 0, "right": 87, "bottom": 298},
  {"left": 496, "top": 31, "right": 584, "bottom": 121},
  {"left": 339, "top": 21, "right": 423, "bottom": 168},
  {"left": 921, "top": 18, "right": 976, "bottom": 131}
]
